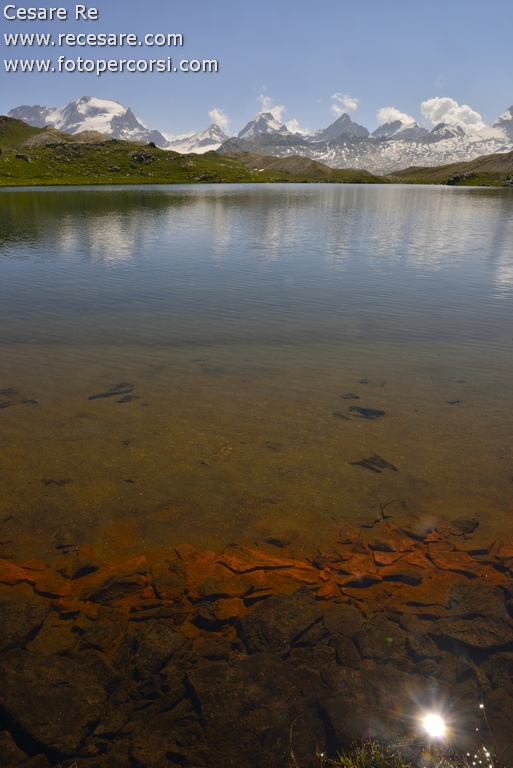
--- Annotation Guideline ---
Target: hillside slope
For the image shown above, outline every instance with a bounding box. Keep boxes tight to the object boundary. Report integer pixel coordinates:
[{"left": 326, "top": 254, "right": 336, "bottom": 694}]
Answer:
[
  {"left": 0, "top": 141, "right": 267, "bottom": 186},
  {"left": 222, "top": 150, "right": 384, "bottom": 182},
  {"left": 0, "top": 116, "right": 41, "bottom": 149},
  {"left": 20, "top": 125, "right": 114, "bottom": 148},
  {"left": 388, "top": 149, "right": 513, "bottom": 185}
]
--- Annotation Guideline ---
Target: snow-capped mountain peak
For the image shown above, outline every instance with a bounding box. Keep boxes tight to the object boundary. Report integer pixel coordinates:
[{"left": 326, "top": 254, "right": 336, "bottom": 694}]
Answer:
[
  {"left": 426, "top": 122, "right": 467, "bottom": 141},
  {"left": 8, "top": 95, "right": 168, "bottom": 147},
  {"left": 50, "top": 96, "right": 168, "bottom": 146},
  {"left": 166, "top": 124, "right": 229, "bottom": 154},
  {"left": 237, "top": 112, "right": 290, "bottom": 140},
  {"left": 50, "top": 96, "right": 126, "bottom": 133},
  {"left": 372, "top": 120, "right": 428, "bottom": 140},
  {"left": 476, "top": 105, "right": 513, "bottom": 141}
]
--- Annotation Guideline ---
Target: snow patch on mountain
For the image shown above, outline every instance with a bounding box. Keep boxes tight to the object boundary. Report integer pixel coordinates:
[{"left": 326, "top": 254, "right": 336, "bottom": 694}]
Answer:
[
  {"left": 424, "top": 122, "right": 466, "bottom": 142},
  {"left": 166, "top": 124, "right": 229, "bottom": 154},
  {"left": 478, "top": 106, "right": 513, "bottom": 142},
  {"left": 372, "top": 120, "right": 428, "bottom": 140}
]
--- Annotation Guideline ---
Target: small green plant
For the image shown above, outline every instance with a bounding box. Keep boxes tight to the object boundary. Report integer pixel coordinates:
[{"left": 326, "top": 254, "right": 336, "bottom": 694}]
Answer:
[{"left": 315, "top": 740, "right": 501, "bottom": 768}]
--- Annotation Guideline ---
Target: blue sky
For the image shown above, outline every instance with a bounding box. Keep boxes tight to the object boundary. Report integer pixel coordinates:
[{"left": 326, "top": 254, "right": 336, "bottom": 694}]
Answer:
[{"left": 1, "top": 0, "right": 512, "bottom": 136}]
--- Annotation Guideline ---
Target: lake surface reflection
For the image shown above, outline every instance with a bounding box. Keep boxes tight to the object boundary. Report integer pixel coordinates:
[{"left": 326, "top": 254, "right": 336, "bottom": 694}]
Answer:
[{"left": 1, "top": 184, "right": 512, "bottom": 562}]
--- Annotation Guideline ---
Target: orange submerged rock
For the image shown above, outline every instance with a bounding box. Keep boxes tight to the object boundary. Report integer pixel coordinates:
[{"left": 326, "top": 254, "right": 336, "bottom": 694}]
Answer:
[
  {"left": 219, "top": 548, "right": 305, "bottom": 573},
  {"left": 0, "top": 560, "right": 33, "bottom": 586},
  {"left": 428, "top": 550, "right": 482, "bottom": 577}
]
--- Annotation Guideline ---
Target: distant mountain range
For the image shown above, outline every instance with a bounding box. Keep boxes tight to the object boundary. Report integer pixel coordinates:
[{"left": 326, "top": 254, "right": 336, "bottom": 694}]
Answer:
[
  {"left": 7, "top": 96, "right": 513, "bottom": 174},
  {"left": 218, "top": 106, "right": 513, "bottom": 174}
]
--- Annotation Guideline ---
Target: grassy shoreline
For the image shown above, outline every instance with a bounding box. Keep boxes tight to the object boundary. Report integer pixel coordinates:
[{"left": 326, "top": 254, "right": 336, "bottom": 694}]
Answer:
[
  {"left": 0, "top": 140, "right": 387, "bottom": 188},
  {"left": 1, "top": 127, "right": 512, "bottom": 188}
]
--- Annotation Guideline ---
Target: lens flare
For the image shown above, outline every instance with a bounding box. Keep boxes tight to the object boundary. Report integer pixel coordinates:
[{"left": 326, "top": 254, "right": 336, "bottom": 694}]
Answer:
[{"left": 423, "top": 714, "right": 445, "bottom": 738}]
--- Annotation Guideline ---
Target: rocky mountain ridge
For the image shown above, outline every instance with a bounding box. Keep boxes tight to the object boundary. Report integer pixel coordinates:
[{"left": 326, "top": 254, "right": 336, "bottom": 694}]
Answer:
[
  {"left": 308, "top": 112, "right": 370, "bottom": 142},
  {"left": 237, "top": 111, "right": 291, "bottom": 140},
  {"left": 371, "top": 120, "right": 428, "bottom": 140}
]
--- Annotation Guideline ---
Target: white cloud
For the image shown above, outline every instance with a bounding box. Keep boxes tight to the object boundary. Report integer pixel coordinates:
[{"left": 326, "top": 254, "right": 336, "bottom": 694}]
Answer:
[
  {"left": 285, "top": 118, "right": 310, "bottom": 135},
  {"left": 331, "top": 93, "right": 359, "bottom": 117},
  {"left": 258, "top": 94, "right": 272, "bottom": 111},
  {"left": 255, "top": 95, "right": 308, "bottom": 133},
  {"left": 421, "top": 97, "right": 486, "bottom": 135},
  {"left": 208, "top": 107, "right": 229, "bottom": 132},
  {"left": 376, "top": 106, "right": 415, "bottom": 125},
  {"left": 257, "top": 94, "right": 286, "bottom": 122}
]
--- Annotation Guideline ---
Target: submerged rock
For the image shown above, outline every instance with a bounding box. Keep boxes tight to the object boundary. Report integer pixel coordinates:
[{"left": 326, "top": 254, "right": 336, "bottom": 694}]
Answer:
[
  {"left": 0, "top": 388, "right": 37, "bottom": 408},
  {"left": 0, "top": 730, "right": 32, "bottom": 767},
  {"left": 451, "top": 517, "right": 479, "bottom": 534},
  {"left": 430, "top": 616, "right": 513, "bottom": 651},
  {"left": 350, "top": 455, "right": 398, "bottom": 473},
  {"left": 187, "top": 652, "right": 326, "bottom": 768},
  {"left": 0, "top": 650, "right": 108, "bottom": 756},
  {"left": 265, "top": 537, "right": 291, "bottom": 549},
  {"left": 134, "top": 621, "right": 187, "bottom": 680},
  {"left": 318, "top": 666, "right": 426, "bottom": 744},
  {"left": 348, "top": 406, "right": 385, "bottom": 419},
  {"left": 353, "top": 613, "right": 406, "bottom": 662},
  {"left": 56, "top": 544, "right": 99, "bottom": 580},
  {"left": 80, "top": 557, "right": 148, "bottom": 605},
  {"left": 150, "top": 559, "right": 186, "bottom": 600},
  {"left": 88, "top": 382, "right": 134, "bottom": 400},
  {"left": 0, "top": 587, "right": 49, "bottom": 653},
  {"left": 240, "top": 587, "right": 323, "bottom": 655}
]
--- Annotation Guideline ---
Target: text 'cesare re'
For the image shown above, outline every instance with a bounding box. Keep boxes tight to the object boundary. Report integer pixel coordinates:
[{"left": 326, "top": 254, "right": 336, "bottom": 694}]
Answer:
[{"left": 4, "top": 5, "right": 98, "bottom": 20}]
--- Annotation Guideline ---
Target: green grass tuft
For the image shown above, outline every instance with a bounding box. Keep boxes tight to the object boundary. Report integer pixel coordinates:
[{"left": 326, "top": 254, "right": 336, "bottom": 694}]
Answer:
[{"left": 315, "top": 740, "right": 504, "bottom": 768}]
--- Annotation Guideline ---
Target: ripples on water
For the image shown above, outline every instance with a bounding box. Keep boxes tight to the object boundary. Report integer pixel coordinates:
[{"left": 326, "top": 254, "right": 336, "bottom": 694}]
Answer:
[{"left": 0, "top": 184, "right": 512, "bottom": 560}]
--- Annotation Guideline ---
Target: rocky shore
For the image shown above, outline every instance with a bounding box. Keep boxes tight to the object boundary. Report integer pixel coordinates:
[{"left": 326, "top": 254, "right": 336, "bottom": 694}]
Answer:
[{"left": 1, "top": 505, "right": 513, "bottom": 767}]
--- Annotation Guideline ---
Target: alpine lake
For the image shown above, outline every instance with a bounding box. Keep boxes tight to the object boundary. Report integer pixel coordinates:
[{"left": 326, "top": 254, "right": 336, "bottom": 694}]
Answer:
[{"left": 1, "top": 182, "right": 513, "bottom": 563}]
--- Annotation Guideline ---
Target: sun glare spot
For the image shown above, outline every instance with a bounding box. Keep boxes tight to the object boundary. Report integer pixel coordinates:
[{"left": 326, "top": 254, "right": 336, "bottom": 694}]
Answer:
[{"left": 423, "top": 714, "right": 445, "bottom": 738}]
